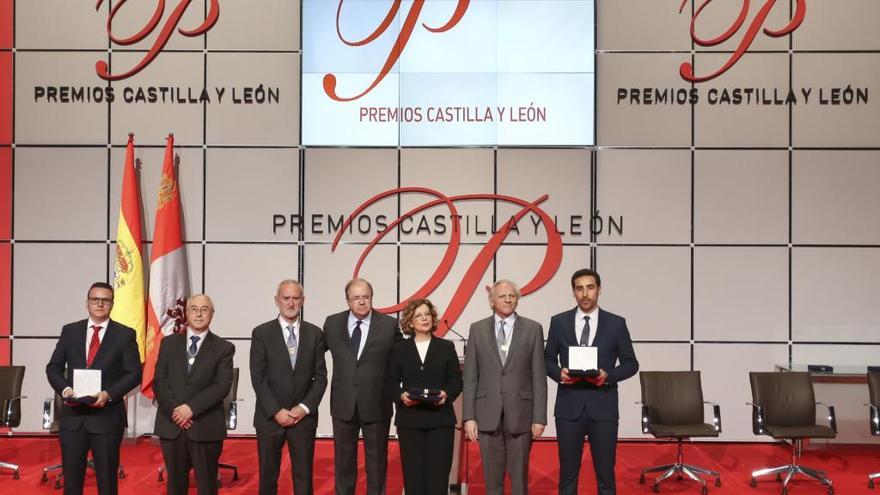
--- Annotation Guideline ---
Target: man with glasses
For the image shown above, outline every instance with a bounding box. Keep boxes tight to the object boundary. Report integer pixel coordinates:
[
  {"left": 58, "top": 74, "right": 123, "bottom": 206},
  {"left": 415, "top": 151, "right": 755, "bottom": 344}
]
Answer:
[
  {"left": 322, "top": 278, "right": 401, "bottom": 495},
  {"left": 46, "top": 282, "right": 142, "bottom": 495},
  {"left": 250, "top": 280, "right": 327, "bottom": 495},
  {"left": 153, "top": 294, "right": 235, "bottom": 495}
]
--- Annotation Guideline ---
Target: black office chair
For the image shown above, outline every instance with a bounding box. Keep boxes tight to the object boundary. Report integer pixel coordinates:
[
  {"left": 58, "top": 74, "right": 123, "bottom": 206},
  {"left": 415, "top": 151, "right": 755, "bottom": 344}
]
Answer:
[
  {"left": 158, "top": 367, "right": 241, "bottom": 486},
  {"left": 0, "top": 365, "right": 26, "bottom": 480},
  {"left": 638, "top": 371, "right": 722, "bottom": 494},
  {"left": 748, "top": 371, "right": 836, "bottom": 495},
  {"left": 867, "top": 371, "right": 880, "bottom": 489},
  {"left": 41, "top": 393, "right": 125, "bottom": 489}
]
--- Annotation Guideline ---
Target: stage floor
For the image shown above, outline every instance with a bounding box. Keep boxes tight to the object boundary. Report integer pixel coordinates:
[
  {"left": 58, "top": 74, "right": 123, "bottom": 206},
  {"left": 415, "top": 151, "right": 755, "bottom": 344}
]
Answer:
[{"left": 0, "top": 436, "right": 877, "bottom": 494}]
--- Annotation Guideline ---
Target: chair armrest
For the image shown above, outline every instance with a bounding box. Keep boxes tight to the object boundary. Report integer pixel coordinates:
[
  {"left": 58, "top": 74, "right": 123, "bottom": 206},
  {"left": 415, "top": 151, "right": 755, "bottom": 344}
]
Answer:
[
  {"left": 747, "top": 402, "right": 766, "bottom": 435},
  {"left": 42, "top": 397, "right": 54, "bottom": 430},
  {"left": 868, "top": 404, "right": 880, "bottom": 436},
  {"left": 1, "top": 395, "right": 26, "bottom": 427},
  {"left": 226, "top": 400, "right": 241, "bottom": 430},
  {"left": 641, "top": 404, "right": 650, "bottom": 434},
  {"left": 816, "top": 402, "right": 837, "bottom": 434},
  {"left": 704, "top": 401, "right": 722, "bottom": 433}
]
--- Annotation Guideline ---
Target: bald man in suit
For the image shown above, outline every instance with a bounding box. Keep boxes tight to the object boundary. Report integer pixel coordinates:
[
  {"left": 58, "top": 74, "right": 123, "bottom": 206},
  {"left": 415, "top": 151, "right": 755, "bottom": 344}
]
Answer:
[
  {"left": 154, "top": 294, "right": 235, "bottom": 495},
  {"left": 322, "top": 278, "right": 401, "bottom": 495},
  {"left": 251, "top": 280, "right": 327, "bottom": 495}
]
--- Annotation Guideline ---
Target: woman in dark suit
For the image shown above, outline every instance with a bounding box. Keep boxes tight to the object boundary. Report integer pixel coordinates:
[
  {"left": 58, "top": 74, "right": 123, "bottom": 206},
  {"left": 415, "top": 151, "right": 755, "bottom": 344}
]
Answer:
[{"left": 386, "top": 298, "right": 463, "bottom": 495}]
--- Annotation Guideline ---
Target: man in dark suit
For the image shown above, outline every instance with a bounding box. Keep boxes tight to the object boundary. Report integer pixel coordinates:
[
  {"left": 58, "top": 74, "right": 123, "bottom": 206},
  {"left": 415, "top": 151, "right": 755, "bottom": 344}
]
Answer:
[
  {"left": 322, "top": 278, "right": 401, "bottom": 495},
  {"left": 154, "top": 293, "right": 235, "bottom": 495},
  {"left": 545, "top": 268, "right": 639, "bottom": 495},
  {"left": 46, "top": 282, "right": 142, "bottom": 495},
  {"left": 251, "top": 279, "right": 327, "bottom": 495},
  {"left": 462, "top": 280, "right": 547, "bottom": 495}
]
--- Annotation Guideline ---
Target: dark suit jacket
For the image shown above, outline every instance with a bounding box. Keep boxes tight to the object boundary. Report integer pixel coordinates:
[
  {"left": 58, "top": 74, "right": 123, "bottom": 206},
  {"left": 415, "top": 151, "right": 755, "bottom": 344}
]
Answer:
[
  {"left": 386, "top": 336, "right": 462, "bottom": 429},
  {"left": 154, "top": 331, "right": 235, "bottom": 442},
  {"left": 462, "top": 315, "right": 548, "bottom": 434},
  {"left": 250, "top": 318, "right": 328, "bottom": 432},
  {"left": 544, "top": 308, "right": 639, "bottom": 421},
  {"left": 45, "top": 318, "right": 142, "bottom": 434},
  {"left": 322, "top": 310, "right": 401, "bottom": 423}
]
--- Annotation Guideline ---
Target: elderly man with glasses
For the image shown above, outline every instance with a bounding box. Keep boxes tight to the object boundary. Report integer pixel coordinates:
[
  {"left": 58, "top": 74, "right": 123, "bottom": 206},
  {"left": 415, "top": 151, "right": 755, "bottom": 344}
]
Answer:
[{"left": 322, "top": 278, "right": 401, "bottom": 495}]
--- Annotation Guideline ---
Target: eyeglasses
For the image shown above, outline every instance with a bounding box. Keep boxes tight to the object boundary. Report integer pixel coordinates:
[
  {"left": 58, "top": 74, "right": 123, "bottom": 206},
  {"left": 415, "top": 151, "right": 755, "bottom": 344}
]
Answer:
[
  {"left": 348, "top": 296, "right": 372, "bottom": 303},
  {"left": 88, "top": 297, "right": 113, "bottom": 306}
]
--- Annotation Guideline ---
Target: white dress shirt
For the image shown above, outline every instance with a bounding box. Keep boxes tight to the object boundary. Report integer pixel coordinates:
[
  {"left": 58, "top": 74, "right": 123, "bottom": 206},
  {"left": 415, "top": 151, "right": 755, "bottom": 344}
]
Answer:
[
  {"left": 347, "top": 312, "right": 372, "bottom": 359},
  {"left": 576, "top": 306, "right": 599, "bottom": 347}
]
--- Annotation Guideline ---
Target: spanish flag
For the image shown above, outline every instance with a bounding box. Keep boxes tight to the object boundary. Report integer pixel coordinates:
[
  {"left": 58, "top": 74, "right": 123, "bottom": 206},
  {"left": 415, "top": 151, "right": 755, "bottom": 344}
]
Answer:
[
  {"left": 110, "top": 133, "right": 146, "bottom": 361},
  {"left": 142, "top": 134, "right": 189, "bottom": 399}
]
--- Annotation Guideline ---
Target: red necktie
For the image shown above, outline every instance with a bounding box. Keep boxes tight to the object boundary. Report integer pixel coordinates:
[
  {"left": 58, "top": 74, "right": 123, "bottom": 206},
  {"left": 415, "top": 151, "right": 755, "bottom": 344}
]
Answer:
[{"left": 87, "top": 325, "right": 101, "bottom": 367}]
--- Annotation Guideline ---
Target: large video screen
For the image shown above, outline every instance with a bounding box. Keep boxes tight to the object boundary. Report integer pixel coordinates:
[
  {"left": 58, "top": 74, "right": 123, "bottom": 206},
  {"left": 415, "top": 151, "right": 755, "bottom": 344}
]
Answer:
[{"left": 302, "top": 0, "right": 595, "bottom": 147}]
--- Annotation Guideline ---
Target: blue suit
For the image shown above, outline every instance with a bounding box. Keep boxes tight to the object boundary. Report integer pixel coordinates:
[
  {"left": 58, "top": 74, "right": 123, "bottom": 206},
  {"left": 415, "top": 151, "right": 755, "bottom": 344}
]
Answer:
[{"left": 545, "top": 308, "right": 638, "bottom": 495}]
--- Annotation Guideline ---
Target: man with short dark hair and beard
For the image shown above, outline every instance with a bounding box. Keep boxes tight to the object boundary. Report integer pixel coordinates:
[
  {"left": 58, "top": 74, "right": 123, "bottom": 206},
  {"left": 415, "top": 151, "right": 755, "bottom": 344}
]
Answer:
[
  {"left": 154, "top": 293, "right": 235, "bottom": 495},
  {"left": 545, "top": 268, "right": 639, "bottom": 495},
  {"left": 251, "top": 280, "right": 327, "bottom": 495},
  {"left": 46, "top": 282, "right": 142, "bottom": 495},
  {"left": 322, "top": 278, "right": 401, "bottom": 495}
]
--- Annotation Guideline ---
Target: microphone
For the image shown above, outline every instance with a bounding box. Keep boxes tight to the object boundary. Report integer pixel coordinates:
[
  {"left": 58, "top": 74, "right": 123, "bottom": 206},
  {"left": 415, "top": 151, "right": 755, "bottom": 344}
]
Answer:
[{"left": 443, "top": 320, "right": 467, "bottom": 357}]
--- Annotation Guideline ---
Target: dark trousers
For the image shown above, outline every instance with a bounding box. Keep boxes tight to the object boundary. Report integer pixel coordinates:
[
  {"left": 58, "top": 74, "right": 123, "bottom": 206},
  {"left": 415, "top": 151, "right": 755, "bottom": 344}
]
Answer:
[
  {"left": 59, "top": 428, "right": 123, "bottom": 495},
  {"left": 160, "top": 433, "right": 223, "bottom": 495},
  {"left": 397, "top": 426, "right": 454, "bottom": 495},
  {"left": 256, "top": 426, "right": 317, "bottom": 495},
  {"left": 332, "top": 414, "right": 390, "bottom": 495},
  {"left": 555, "top": 412, "right": 619, "bottom": 495}
]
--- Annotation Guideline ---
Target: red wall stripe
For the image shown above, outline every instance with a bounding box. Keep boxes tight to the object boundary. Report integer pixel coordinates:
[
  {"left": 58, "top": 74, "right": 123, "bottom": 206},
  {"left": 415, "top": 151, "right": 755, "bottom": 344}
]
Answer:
[
  {"left": 0, "top": 0, "right": 10, "bottom": 365},
  {"left": 0, "top": 52, "right": 10, "bottom": 144},
  {"left": 0, "top": 0, "right": 11, "bottom": 49},
  {"left": 0, "top": 338, "right": 9, "bottom": 365}
]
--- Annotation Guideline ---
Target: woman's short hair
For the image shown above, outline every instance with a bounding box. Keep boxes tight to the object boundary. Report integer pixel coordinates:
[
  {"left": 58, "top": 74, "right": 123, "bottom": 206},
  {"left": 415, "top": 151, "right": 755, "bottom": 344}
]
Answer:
[{"left": 399, "top": 298, "right": 439, "bottom": 336}]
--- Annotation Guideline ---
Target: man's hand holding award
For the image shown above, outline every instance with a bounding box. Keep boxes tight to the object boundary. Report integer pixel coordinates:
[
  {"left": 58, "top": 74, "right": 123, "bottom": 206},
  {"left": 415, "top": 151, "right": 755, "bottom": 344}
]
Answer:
[
  {"left": 565, "top": 346, "right": 607, "bottom": 386},
  {"left": 64, "top": 368, "right": 105, "bottom": 407}
]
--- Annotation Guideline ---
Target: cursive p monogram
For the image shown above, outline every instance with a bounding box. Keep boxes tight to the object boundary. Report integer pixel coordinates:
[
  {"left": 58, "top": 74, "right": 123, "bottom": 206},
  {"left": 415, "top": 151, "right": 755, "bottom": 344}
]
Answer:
[
  {"left": 679, "top": 0, "right": 806, "bottom": 82},
  {"left": 323, "top": 0, "right": 471, "bottom": 102},
  {"left": 93, "top": 0, "right": 221, "bottom": 81},
  {"left": 332, "top": 187, "right": 563, "bottom": 334}
]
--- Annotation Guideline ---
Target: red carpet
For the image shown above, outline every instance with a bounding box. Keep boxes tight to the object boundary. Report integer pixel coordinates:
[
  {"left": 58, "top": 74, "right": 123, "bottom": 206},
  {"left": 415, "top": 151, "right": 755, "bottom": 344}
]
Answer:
[{"left": 0, "top": 436, "right": 877, "bottom": 494}]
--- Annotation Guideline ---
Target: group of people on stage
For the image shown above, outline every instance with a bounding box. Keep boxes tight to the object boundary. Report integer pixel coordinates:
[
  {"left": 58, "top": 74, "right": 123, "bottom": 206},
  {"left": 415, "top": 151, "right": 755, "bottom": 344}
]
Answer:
[{"left": 45, "top": 267, "right": 639, "bottom": 495}]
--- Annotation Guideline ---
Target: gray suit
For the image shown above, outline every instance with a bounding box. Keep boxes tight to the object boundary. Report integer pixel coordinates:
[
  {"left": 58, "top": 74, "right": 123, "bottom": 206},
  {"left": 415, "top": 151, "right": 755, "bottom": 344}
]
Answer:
[{"left": 462, "top": 315, "right": 547, "bottom": 495}]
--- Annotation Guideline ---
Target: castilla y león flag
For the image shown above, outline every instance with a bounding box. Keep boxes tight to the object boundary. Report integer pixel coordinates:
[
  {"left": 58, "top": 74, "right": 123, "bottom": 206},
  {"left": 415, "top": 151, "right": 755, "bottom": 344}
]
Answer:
[
  {"left": 142, "top": 134, "right": 189, "bottom": 399},
  {"left": 110, "top": 133, "right": 146, "bottom": 361}
]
